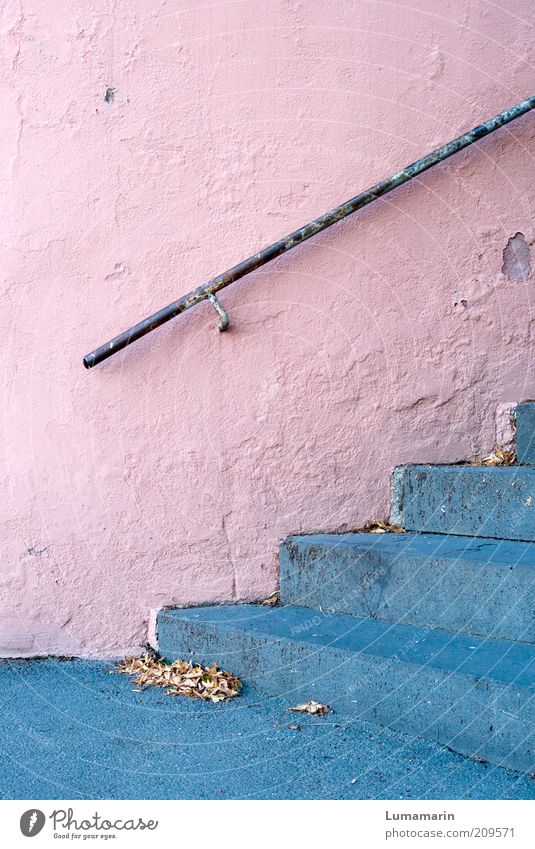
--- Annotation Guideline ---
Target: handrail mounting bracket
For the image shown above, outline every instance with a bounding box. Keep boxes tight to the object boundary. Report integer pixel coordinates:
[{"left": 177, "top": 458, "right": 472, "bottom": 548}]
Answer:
[{"left": 207, "top": 293, "right": 230, "bottom": 332}]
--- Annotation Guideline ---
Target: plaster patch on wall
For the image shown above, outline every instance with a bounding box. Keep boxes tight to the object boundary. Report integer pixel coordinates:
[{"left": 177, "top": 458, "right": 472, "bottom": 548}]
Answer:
[
  {"left": 147, "top": 608, "right": 159, "bottom": 651},
  {"left": 0, "top": 616, "right": 82, "bottom": 657},
  {"left": 502, "top": 233, "right": 532, "bottom": 281},
  {"left": 496, "top": 402, "right": 517, "bottom": 453}
]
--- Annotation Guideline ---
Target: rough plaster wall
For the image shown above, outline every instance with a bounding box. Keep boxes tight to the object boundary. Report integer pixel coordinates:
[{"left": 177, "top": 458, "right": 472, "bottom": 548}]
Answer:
[{"left": 1, "top": 0, "right": 534, "bottom": 656}]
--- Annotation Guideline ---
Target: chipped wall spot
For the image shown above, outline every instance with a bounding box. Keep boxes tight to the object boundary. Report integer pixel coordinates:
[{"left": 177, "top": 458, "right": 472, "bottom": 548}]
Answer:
[
  {"left": 105, "top": 262, "right": 126, "bottom": 281},
  {"left": 104, "top": 86, "right": 116, "bottom": 104},
  {"left": 502, "top": 232, "right": 532, "bottom": 281},
  {"left": 26, "top": 545, "right": 48, "bottom": 556}
]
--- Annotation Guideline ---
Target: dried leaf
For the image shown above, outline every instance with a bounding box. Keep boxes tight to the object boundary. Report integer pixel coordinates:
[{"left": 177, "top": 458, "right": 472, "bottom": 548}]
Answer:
[
  {"left": 288, "top": 700, "right": 330, "bottom": 716},
  {"left": 262, "top": 592, "right": 279, "bottom": 606},
  {"left": 363, "top": 519, "right": 406, "bottom": 534},
  {"left": 117, "top": 651, "right": 242, "bottom": 702},
  {"left": 472, "top": 446, "right": 516, "bottom": 467}
]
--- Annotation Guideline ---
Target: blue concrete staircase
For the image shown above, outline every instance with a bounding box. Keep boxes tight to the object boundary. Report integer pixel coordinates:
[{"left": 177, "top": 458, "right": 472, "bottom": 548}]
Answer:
[{"left": 158, "top": 403, "right": 535, "bottom": 774}]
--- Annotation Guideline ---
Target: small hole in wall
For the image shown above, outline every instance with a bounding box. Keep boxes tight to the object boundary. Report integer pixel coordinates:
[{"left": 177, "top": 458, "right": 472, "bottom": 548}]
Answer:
[
  {"left": 502, "top": 232, "right": 532, "bottom": 281},
  {"left": 104, "top": 86, "right": 116, "bottom": 104}
]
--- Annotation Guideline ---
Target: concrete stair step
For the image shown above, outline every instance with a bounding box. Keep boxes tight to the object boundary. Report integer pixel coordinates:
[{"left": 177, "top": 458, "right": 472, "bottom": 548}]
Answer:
[
  {"left": 157, "top": 604, "right": 535, "bottom": 773},
  {"left": 516, "top": 403, "right": 535, "bottom": 465},
  {"left": 280, "top": 533, "right": 535, "bottom": 643},
  {"left": 391, "top": 464, "right": 535, "bottom": 541}
]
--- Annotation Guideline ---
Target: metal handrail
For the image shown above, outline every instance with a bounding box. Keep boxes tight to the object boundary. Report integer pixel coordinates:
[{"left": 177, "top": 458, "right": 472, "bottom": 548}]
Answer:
[{"left": 84, "top": 94, "right": 535, "bottom": 369}]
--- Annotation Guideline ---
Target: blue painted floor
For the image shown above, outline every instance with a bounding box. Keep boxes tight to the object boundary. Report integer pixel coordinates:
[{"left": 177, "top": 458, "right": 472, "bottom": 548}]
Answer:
[{"left": 0, "top": 659, "right": 533, "bottom": 800}]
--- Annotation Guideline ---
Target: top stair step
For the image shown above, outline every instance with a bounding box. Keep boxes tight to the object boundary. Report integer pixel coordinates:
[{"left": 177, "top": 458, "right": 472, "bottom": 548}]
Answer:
[
  {"left": 392, "top": 464, "right": 535, "bottom": 542},
  {"left": 516, "top": 403, "right": 535, "bottom": 465}
]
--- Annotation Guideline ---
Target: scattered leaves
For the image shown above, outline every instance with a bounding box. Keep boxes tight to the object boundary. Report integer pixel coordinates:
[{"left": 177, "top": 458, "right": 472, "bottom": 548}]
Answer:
[
  {"left": 117, "top": 652, "right": 242, "bottom": 702},
  {"left": 288, "top": 700, "right": 330, "bottom": 716},
  {"left": 471, "top": 446, "right": 516, "bottom": 467},
  {"left": 363, "top": 519, "right": 406, "bottom": 534},
  {"left": 262, "top": 591, "right": 279, "bottom": 607}
]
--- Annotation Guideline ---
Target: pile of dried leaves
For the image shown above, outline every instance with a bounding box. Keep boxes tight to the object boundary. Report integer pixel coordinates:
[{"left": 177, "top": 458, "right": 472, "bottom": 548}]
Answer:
[
  {"left": 471, "top": 446, "right": 516, "bottom": 467},
  {"left": 117, "top": 652, "right": 242, "bottom": 702}
]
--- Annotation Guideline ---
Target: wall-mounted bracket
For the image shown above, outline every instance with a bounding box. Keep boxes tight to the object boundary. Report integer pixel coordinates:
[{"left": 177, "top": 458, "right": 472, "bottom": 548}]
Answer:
[{"left": 207, "top": 293, "right": 230, "bottom": 332}]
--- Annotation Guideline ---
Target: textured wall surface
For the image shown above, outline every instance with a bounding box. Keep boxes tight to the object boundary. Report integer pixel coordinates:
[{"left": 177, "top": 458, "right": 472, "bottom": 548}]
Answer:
[{"left": 1, "top": 0, "right": 534, "bottom": 656}]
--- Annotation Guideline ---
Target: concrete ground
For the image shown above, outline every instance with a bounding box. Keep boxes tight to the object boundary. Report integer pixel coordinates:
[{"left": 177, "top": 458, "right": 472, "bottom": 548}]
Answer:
[{"left": 0, "top": 659, "right": 533, "bottom": 800}]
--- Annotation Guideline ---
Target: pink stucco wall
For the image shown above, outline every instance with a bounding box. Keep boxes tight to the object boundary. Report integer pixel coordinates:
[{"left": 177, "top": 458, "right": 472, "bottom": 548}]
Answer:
[{"left": 1, "top": 0, "right": 534, "bottom": 656}]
